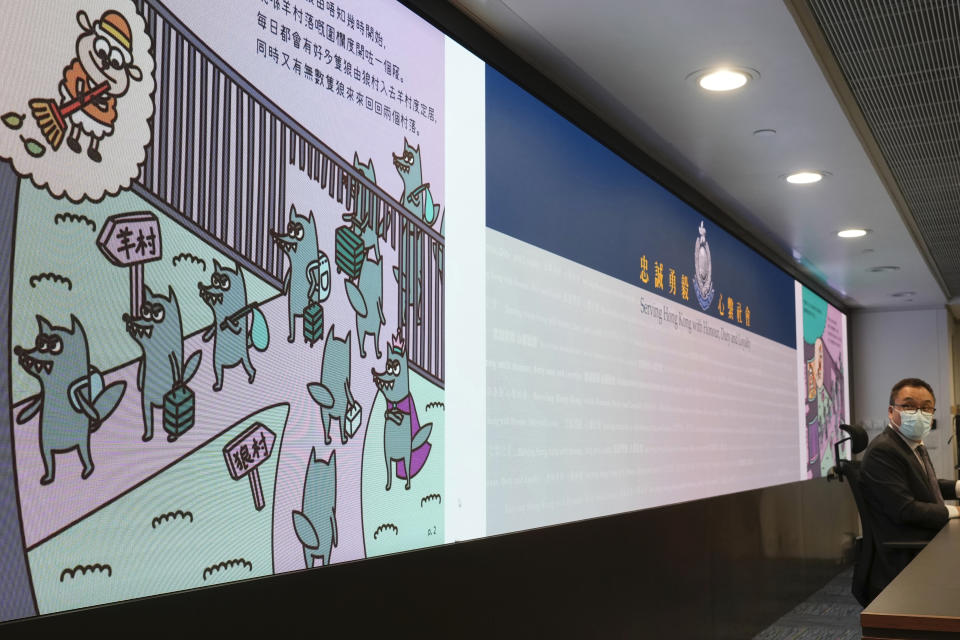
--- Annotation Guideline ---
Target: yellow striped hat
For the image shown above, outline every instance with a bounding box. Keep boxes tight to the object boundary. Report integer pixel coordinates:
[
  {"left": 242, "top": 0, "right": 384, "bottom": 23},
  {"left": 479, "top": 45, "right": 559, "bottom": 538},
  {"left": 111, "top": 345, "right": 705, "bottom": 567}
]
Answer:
[{"left": 96, "top": 11, "right": 133, "bottom": 64}]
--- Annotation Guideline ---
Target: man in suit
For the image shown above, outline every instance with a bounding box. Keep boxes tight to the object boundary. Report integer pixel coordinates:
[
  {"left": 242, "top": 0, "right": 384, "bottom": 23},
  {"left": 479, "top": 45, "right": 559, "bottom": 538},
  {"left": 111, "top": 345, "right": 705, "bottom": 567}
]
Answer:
[{"left": 860, "top": 377, "right": 960, "bottom": 603}]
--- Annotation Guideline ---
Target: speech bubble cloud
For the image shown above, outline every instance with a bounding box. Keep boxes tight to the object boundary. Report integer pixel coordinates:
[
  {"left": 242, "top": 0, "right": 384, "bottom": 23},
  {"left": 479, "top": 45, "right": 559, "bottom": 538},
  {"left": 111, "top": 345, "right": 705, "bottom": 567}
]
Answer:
[{"left": 0, "top": 1, "right": 155, "bottom": 203}]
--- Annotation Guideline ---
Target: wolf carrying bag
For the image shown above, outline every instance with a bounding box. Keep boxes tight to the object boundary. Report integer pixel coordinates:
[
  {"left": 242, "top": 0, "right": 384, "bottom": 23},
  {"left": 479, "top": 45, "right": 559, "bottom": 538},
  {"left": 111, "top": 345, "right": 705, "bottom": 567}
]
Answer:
[
  {"left": 335, "top": 224, "right": 364, "bottom": 280},
  {"left": 303, "top": 301, "right": 324, "bottom": 347},
  {"left": 345, "top": 401, "right": 362, "bottom": 439},
  {"left": 163, "top": 384, "right": 195, "bottom": 442}
]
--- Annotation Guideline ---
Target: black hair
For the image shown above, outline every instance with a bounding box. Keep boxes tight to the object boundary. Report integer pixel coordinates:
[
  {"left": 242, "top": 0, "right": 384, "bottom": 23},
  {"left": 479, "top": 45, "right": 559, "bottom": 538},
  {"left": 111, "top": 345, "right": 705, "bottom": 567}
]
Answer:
[{"left": 888, "top": 378, "right": 935, "bottom": 406}]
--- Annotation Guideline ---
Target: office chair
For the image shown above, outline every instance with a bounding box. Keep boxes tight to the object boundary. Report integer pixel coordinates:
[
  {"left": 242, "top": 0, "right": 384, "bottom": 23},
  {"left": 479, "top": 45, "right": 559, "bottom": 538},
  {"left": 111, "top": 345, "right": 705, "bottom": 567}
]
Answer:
[{"left": 834, "top": 423, "right": 927, "bottom": 607}]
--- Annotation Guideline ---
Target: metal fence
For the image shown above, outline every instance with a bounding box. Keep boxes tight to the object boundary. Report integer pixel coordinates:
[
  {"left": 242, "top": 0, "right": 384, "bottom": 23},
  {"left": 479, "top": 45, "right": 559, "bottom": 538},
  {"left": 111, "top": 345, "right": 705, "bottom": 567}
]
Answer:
[{"left": 131, "top": 0, "right": 443, "bottom": 386}]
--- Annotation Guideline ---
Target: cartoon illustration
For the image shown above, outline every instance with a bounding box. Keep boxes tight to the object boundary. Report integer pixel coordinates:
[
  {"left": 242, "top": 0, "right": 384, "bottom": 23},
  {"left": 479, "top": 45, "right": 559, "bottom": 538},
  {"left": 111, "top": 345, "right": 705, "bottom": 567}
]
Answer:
[
  {"left": 393, "top": 138, "right": 439, "bottom": 226},
  {"left": 801, "top": 287, "right": 846, "bottom": 478},
  {"left": 14, "top": 315, "right": 126, "bottom": 484},
  {"left": 347, "top": 152, "right": 383, "bottom": 261},
  {"left": 199, "top": 259, "right": 268, "bottom": 391},
  {"left": 307, "top": 327, "right": 361, "bottom": 446},
  {"left": 372, "top": 331, "right": 433, "bottom": 491},
  {"left": 392, "top": 139, "right": 442, "bottom": 326},
  {"left": 1, "top": 0, "right": 445, "bottom": 621},
  {"left": 291, "top": 448, "right": 338, "bottom": 568},
  {"left": 345, "top": 254, "right": 385, "bottom": 359},
  {"left": 30, "top": 10, "right": 143, "bottom": 162},
  {"left": 270, "top": 206, "right": 330, "bottom": 343},
  {"left": 124, "top": 285, "right": 201, "bottom": 441}
]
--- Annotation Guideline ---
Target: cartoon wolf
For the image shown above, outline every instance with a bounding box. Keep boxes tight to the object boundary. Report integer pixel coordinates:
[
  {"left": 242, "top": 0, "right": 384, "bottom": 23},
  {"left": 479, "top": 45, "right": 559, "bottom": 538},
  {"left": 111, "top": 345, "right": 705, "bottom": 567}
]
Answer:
[
  {"left": 307, "top": 326, "right": 359, "bottom": 446},
  {"left": 345, "top": 152, "right": 382, "bottom": 261},
  {"left": 123, "top": 286, "right": 201, "bottom": 441},
  {"left": 270, "top": 205, "right": 330, "bottom": 343},
  {"left": 344, "top": 254, "right": 385, "bottom": 359},
  {"left": 392, "top": 139, "right": 441, "bottom": 325},
  {"left": 291, "top": 447, "right": 338, "bottom": 568},
  {"left": 372, "top": 331, "right": 433, "bottom": 491},
  {"left": 392, "top": 138, "right": 439, "bottom": 227},
  {"left": 14, "top": 315, "right": 126, "bottom": 484},
  {"left": 199, "top": 259, "right": 259, "bottom": 391}
]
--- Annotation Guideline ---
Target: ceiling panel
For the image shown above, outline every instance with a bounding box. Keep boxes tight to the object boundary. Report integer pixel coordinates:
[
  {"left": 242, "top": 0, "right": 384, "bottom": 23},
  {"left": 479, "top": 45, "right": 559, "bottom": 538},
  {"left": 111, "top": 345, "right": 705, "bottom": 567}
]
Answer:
[
  {"left": 449, "top": 0, "right": 950, "bottom": 309},
  {"left": 807, "top": 0, "right": 960, "bottom": 297}
]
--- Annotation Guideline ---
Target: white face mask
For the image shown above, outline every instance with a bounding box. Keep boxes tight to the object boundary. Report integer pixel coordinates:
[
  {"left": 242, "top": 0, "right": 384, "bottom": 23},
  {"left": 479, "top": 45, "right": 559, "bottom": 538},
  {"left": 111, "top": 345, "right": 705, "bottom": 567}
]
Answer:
[{"left": 897, "top": 410, "right": 933, "bottom": 441}]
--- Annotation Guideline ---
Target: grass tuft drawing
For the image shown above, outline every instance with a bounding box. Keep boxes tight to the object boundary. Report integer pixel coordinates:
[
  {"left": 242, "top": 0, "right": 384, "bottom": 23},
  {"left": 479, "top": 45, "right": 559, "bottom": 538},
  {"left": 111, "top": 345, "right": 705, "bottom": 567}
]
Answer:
[
  {"left": 373, "top": 523, "right": 399, "bottom": 539},
  {"left": 29, "top": 272, "right": 73, "bottom": 290},
  {"left": 202, "top": 558, "right": 253, "bottom": 581},
  {"left": 60, "top": 563, "right": 112, "bottom": 581},
  {"left": 53, "top": 211, "right": 97, "bottom": 231},
  {"left": 420, "top": 493, "right": 441, "bottom": 508},
  {"left": 151, "top": 510, "right": 194, "bottom": 529}
]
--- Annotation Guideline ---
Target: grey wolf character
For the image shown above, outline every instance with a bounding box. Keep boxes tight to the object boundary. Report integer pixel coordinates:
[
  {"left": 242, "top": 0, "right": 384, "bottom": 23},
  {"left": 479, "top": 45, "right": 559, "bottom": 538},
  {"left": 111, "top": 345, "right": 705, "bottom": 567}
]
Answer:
[
  {"left": 270, "top": 206, "right": 330, "bottom": 343},
  {"left": 292, "top": 447, "right": 338, "bottom": 568},
  {"left": 123, "top": 286, "right": 201, "bottom": 441},
  {"left": 344, "top": 254, "right": 385, "bottom": 359},
  {"left": 14, "top": 315, "right": 126, "bottom": 484},
  {"left": 199, "top": 260, "right": 260, "bottom": 391},
  {"left": 307, "top": 326, "right": 359, "bottom": 446},
  {"left": 55, "top": 10, "right": 143, "bottom": 161},
  {"left": 344, "top": 152, "right": 382, "bottom": 261},
  {"left": 392, "top": 139, "right": 441, "bottom": 325},
  {"left": 372, "top": 331, "right": 432, "bottom": 491},
  {"left": 392, "top": 138, "right": 439, "bottom": 226}
]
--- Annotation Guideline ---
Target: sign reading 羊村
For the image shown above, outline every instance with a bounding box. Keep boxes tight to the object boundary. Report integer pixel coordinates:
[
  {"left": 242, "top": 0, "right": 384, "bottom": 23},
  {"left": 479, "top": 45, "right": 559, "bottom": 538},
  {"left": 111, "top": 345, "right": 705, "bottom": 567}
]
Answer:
[
  {"left": 97, "top": 211, "right": 162, "bottom": 318},
  {"left": 97, "top": 211, "right": 162, "bottom": 266}
]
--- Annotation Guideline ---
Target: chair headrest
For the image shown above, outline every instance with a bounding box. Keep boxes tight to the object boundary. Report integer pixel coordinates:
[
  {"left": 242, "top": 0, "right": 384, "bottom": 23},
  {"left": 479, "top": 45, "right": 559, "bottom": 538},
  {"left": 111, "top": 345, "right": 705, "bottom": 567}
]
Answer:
[{"left": 839, "top": 423, "right": 869, "bottom": 454}]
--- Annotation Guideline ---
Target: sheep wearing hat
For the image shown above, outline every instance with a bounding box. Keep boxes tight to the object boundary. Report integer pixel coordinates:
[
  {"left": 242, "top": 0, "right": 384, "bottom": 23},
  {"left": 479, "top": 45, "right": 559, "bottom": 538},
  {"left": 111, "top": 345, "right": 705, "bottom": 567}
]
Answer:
[{"left": 58, "top": 9, "right": 143, "bottom": 162}]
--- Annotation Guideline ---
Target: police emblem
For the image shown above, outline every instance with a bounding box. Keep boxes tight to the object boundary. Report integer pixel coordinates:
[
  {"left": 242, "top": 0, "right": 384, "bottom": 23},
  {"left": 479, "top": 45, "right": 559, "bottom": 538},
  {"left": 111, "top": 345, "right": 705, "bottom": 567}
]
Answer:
[{"left": 693, "top": 221, "right": 714, "bottom": 310}]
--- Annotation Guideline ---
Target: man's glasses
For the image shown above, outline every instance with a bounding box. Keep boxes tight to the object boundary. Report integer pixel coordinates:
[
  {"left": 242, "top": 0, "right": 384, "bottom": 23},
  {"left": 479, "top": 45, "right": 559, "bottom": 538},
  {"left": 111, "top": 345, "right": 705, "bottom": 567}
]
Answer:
[{"left": 892, "top": 404, "right": 935, "bottom": 417}]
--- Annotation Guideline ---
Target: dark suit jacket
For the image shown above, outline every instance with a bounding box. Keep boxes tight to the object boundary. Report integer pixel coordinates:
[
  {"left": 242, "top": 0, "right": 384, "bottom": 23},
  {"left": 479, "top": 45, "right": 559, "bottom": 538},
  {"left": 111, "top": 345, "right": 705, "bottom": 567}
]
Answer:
[{"left": 859, "top": 426, "right": 957, "bottom": 601}]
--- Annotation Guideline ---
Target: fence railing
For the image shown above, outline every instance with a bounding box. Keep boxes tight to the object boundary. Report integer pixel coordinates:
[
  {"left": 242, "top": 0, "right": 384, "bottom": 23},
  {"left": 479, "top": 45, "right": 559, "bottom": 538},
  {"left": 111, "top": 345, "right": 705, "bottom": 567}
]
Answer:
[{"left": 132, "top": 0, "right": 443, "bottom": 386}]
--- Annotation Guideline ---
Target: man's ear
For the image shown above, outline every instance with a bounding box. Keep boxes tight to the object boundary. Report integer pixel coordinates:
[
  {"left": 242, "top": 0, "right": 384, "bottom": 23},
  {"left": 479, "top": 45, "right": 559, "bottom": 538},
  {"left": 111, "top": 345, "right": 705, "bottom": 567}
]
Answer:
[{"left": 127, "top": 65, "right": 143, "bottom": 82}]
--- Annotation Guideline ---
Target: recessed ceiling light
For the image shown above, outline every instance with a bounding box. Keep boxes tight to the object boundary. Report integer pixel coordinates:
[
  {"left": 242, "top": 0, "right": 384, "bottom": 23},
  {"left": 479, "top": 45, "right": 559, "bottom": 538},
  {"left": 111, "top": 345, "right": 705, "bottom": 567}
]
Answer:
[
  {"left": 699, "top": 69, "right": 748, "bottom": 91},
  {"left": 837, "top": 228, "right": 868, "bottom": 238},
  {"left": 753, "top": 128, "right": 777, "bottom": 137},
  {"left": 688, "top": 67, "right": 759, "bottom": 92},
  {"left": 786, "top": 171, "right": 825, "bottom": 184},
  {"left": 868, "top": 265, "right": 900, "bottom": 273},
  {"left": 890, "top": 291, "right": 916, "bottom": 298}
]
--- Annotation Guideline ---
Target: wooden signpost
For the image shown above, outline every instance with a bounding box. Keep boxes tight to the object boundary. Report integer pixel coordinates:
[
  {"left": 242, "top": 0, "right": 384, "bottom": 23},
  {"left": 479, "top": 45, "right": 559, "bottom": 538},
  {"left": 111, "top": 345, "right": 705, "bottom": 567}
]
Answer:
[
  {"left": 222, "top": 422, "right": 276, "bottom": 511},
  {"left": 97, "top": 211, "right": 162, "bottom": 317}
]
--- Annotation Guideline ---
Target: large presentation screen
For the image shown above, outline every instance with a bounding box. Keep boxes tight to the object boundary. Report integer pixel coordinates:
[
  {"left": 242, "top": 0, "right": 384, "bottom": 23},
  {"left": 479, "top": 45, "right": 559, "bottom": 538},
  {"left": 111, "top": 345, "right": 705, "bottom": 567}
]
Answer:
[{"left": 0, "top": 0, "right": 848, "bottom": 622}]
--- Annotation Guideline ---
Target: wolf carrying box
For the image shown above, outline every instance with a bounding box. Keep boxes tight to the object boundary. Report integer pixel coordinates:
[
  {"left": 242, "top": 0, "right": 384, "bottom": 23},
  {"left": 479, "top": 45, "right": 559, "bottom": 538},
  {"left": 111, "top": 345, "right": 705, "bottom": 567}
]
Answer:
[
  {"left": 303, "top": 301, "right": 324, "bottom": 346},
  {"left": 345, "top": 401, "right": 362, "bottom": 438},
  {"left": 335, "top": 225, "right": 364, "bottom": 280},
  {"left": 163, "top": 384, "right": 195, "bottom": 441}
]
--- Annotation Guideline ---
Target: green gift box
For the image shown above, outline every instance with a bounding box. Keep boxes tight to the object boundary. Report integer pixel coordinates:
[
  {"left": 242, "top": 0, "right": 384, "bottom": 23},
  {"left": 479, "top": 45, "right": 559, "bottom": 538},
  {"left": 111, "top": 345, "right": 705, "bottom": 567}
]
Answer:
[
  {"left": 163, "top": 384, "right": 195, "bottom": 440},
  {"left": 335, "top": 225, "right": 364, "bottom": 280},
  {"left": 303, "top": 302, "right": 324, "bottom": 346}
]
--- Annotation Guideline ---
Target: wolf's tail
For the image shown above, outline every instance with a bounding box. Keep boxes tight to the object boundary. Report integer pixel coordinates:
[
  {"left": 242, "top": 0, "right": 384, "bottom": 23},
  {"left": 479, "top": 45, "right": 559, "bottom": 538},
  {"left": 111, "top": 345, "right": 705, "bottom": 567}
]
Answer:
[
  {"left": 292, "top": 510, "right": 319, "bottom": 550},
  {"left": 307, "top": 383, "right": 335, "bottom": 408},
  {"left": 411, "top": 422, "right": 432, "bottom": 450},
  {"left": 182, "top": 350, "right": 202, "bottom": 386},
  {"left": 345, "top": 280, "right": 367, "bottom": 318},
  {"left": 90, "top": 381, "right": 126, "bottom": 432},
  {"left": 249, "top": 308, "right": 270, "bottom": 351}
]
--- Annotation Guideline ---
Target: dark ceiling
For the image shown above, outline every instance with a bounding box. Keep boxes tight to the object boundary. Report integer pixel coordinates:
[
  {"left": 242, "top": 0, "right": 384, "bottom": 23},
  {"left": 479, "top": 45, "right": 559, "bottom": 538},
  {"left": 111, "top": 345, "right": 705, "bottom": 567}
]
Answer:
[{"left": 807, "top": 0, "right": 960, "bottom": 298}]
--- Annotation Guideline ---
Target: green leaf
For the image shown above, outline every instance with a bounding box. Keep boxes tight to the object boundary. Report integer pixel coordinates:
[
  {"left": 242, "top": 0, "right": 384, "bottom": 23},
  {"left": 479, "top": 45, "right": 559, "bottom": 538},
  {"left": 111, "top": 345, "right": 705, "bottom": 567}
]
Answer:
[
  {"left": 2, "top": 111, "right": 24, "bottom": 130},
  {"left": 20, "top": 136, "right": 45, "bottom": 158}
]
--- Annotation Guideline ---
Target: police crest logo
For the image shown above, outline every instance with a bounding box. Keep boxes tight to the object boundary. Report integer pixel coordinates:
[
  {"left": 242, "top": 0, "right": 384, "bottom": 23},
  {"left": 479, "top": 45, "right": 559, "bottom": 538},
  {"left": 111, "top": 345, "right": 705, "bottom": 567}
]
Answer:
[{"left": 694, "top": 221, "right": 715, "bottom": 310}]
